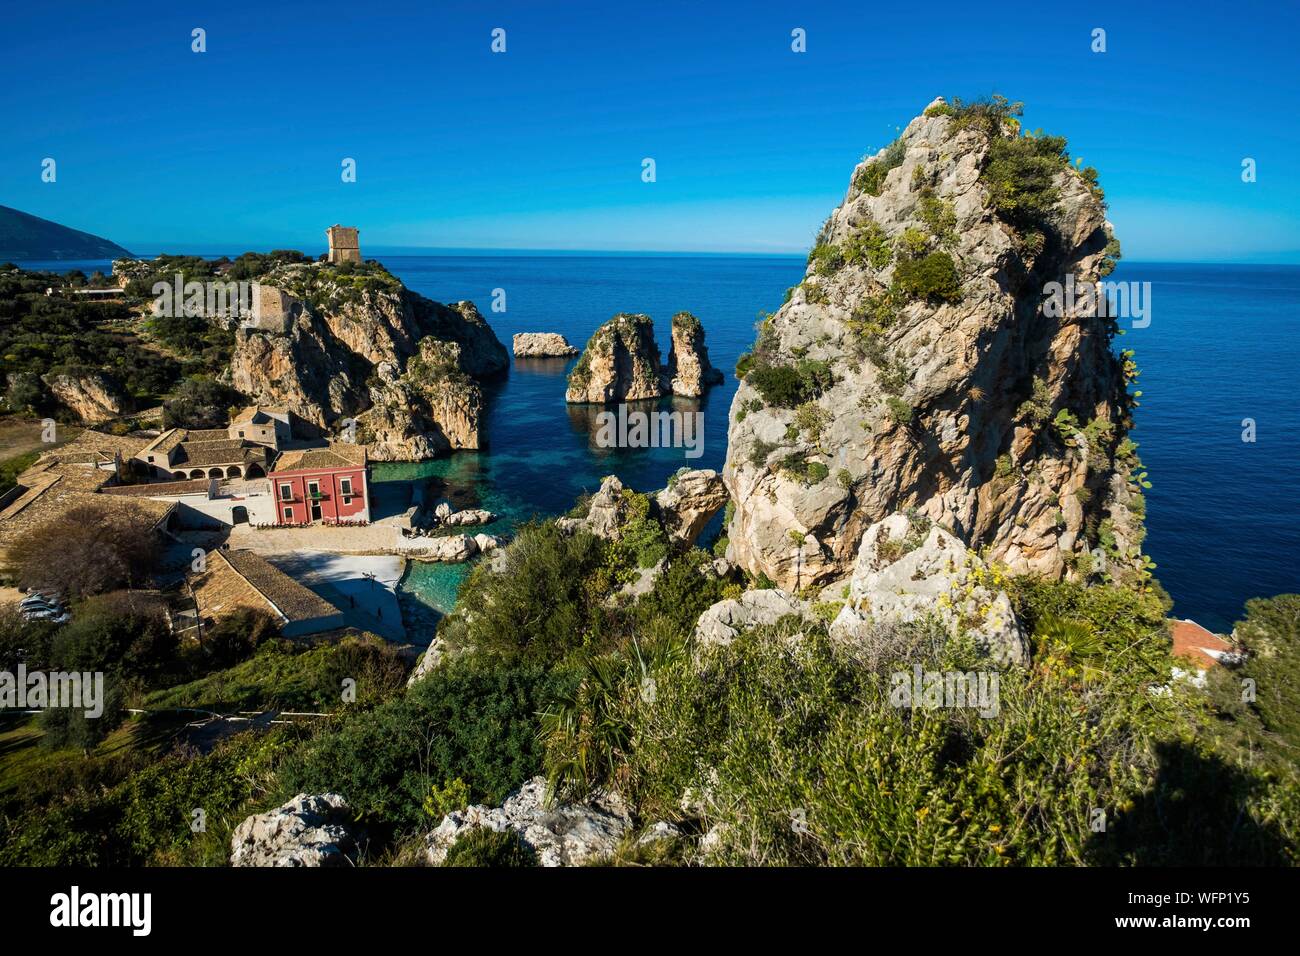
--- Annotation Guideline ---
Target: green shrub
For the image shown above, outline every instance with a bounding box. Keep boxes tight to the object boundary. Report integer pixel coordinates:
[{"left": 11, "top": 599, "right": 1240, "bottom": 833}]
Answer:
[
  {"left": 983, "top": 133, "right": 1069, "bottom": 230},
  {"left": 146, "top": 634, "right": 405, "bottom": 713},
  {"left": 793, "top": 401, "right": 828, "bottom": 443},
  {"left": 897, "top": 228, "right": 930, "bottom": 259},
  {"left": 917, "top": 189, "right": 957, "bottom": 247},
  {"left": 423, "top": 778, "right": 472, "bottom": 824},
  {"left": 874, "top": 353, "right": 909, "bottom": 395},
  {"left": 540, "top": 637, "right": 684, "bottom": 799},
  {"left": 745, "top": 360, "right": 834, "bottom": 408},
  {"left": 616, "top": 490, "right": 669, "bottom": 569},
  {"left": 0, "top": 727, "right": 300, "bottom": 866},
  {"left": 843, "top": 222, "right": 893, "bottom": 270},
  {"left": 854, "top": 138, "right": 907, "bottom": 197},
  {"left": 442, "top": 827, "right": 537, "bottom": 867},
  {"left": 283, "top": 657, "right": 576, "bottom": 830},
  {"left": 748, "top": 438, "right": 778, "bottom": 468},
  {"left": 807, "top": 242, "right": 844, "bottom": 277},
  {"left": 1006, "top": 576, "right": 1171, "bottom": 679},
  {"left": 440, "top": 521, "right": 613, "bottom": 664},
  {"left": 628, "top": 548, "right": 728, "bottom": 643},
  {"left": 619, "top": 616, "right": 1298, "bottom": 866},
  {"left": 946, "top": 94, "right": 1024, "bottom": 137},
  {"left": 1234, "top": 595, "right": 1300, "bottom": 756},
  {"left": 849, "top": 291, "right": 900, "bottom": 342},
  {"left": 0, "top": 268, "right": 184, "bottom": 411},
  {"left": 884, "top": 396, "right": 914, "bottom": 425},
  {"left": 1100, "top": 236, "right": 1122, "bottom": 278},
  {"left": 163, "top": 377, "right": 245, "bottom": 430},
  {"left": 0, "top": 450, "right": 40, "bottom": 495},
  {"left": 1017, "top": 376, "right": 1054, "bottom": 427},
  {"left": 778, "top": 455, "right": 829, "bottom": 485},
  {"left": 746, "top": 365, "right": 802, "bottom": 407},
  {"left": 892, "top": 252, "right": 962, "bottom": 304}
]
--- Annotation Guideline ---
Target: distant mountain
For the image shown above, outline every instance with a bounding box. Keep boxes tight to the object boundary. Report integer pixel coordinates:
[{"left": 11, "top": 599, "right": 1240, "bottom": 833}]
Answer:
[{"left": 0, "top": 204, "right": 131, "bottom": 261}]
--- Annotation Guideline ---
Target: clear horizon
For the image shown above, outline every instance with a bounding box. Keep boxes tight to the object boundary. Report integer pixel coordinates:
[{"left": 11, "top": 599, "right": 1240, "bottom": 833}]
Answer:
[{"left": 33, "top": 241, "right": 1300, "bottom": 267}]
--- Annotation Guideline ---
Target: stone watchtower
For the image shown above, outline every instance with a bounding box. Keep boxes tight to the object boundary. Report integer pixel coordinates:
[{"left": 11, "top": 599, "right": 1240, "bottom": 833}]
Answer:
[{"left": 326, "top": 225, "right": 361, "bottom": 264}]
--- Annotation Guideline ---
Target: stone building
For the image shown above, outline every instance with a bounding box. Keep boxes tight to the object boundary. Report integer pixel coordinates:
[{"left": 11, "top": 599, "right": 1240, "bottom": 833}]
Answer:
[
  {"left": 185, "top": 548, "right": 346, "bottom": 639},
  {"left": 326, "top": 225, "right": 361, "bottom": 264}
]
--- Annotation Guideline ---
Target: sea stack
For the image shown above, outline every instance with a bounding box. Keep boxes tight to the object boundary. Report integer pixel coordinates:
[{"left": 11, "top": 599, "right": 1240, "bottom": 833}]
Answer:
[
  {"left": 565, "top": 313, "right": 665, "bottom": 403},
  {"left": 664, "top": 311, "right": 724, "bottom": 398},
  {"left": 566, "top": 311, "right": 725, "bottom": 403},
  {"left": 722, "top": 96, "right": 1141, "bottom": 591}
]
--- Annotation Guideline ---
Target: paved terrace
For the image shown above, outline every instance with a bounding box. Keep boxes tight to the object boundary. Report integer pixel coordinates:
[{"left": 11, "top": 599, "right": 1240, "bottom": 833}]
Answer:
[
  {"left": 226, "top": 520, "right": 485, "bottom": 558},
  {"left": 261, "top": 551, "right": 405, "bottom": 642}
]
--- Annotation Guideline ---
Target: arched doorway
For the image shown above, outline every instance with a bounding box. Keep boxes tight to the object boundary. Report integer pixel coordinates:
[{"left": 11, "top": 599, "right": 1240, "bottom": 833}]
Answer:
[
  {"left": 226, "top": 466, "right": 242, "bottom": 478},
  {"left": 172, "top": 471, "right": 186, "bottom": 480},
  {"left": 207, "top": 468, "right": 223, "bottom": 479},
  {"left": 245, "top": 463, "right": 266, "bottom": 478},
  {"left": 231, "top": 505, "right": 249, "bottom": 524},
  {"left": 189, "top": 470, "right": 205, "bottom": 479}
]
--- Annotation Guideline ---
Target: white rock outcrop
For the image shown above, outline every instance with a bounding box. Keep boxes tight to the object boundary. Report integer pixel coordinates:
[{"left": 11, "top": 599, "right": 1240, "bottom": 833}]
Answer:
[
  {"left": 723, "top": 97, "right": 1142, "bottom": 590},
  {"left": 664, "top": 311, "right": 724, "bottom": 397},
  {"left": 229, "top": 793, "right": 356, "bottom": 867},
  {"left": 425, "top": 777, "right": 630, "bottom": 867},
  {"left": 828, "top": 512, "right": 1029, "bottom": 664},
  {"left": 693, "top": 587, "right": 808, "bottom": 648},
  {"left": 654, "top": 469, "right": 728, "bottom": 547},
  {"left": 443, "top": 508, "right": 496, "bottom": 527}
]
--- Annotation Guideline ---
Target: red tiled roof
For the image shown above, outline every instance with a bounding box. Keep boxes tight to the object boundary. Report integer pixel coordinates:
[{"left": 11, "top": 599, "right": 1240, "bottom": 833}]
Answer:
[
  {"left": 272, "top": 442, "right": 366, "bottom": 473},
  {"left": 1170, "top": 619, "right": 1235, "bottom": 670},
  {"left": 101, "top": 478, "right": 211, "bottom": 497}
]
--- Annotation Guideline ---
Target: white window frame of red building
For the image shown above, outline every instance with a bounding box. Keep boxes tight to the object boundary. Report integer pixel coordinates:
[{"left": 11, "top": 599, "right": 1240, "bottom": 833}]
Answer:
[
  {"left": 279, "top": 482, "right": 293, "bottom": 500},
  {"left": 282, "top": 506, "right": 293, "bottom": 521},
  {"left": 340, "top": 477, "right": 353, "bottom": 497}
]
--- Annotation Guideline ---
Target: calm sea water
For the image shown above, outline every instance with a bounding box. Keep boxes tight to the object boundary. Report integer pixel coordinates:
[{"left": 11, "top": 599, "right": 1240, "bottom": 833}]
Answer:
[{"left": 18, "top": 254, "right": 1299, "bottom": 632}]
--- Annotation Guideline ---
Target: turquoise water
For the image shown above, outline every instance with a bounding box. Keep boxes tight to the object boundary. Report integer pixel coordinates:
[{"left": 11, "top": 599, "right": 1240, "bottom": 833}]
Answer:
[
  {"left": 19, "top": 253, "right": 1300, "bottom": 632},
  {"left": 368, "top": 253, "right": 803, "bottom": 620}
]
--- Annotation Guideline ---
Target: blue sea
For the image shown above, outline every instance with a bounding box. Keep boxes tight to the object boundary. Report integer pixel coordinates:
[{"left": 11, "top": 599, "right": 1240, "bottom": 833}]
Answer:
[{"left": 19, "top": 254, "right": 1300, "bottom": 633}]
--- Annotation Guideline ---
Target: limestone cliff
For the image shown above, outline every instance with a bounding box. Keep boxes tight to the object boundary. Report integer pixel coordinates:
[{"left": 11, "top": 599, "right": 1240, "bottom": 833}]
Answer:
[
  {"left": 664, "top": 311, "right": 724, "bottom": 398},
  {"left": 226, "top": 262, "right": 506, "bottom": 458},
  {"left": 361, "top": 339, "right": 484, "bottom": 458},
  {"left": 42, "top": 369, "right": 126, "bottom": 424},
  {"left": 723, "top": 97, "right": 1146, "bottom": 591}
]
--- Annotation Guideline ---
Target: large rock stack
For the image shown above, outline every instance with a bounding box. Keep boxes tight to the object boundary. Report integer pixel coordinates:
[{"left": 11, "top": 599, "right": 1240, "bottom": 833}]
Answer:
[{"left": 723, "top": 97, "right": 1143, "bottom": 591}]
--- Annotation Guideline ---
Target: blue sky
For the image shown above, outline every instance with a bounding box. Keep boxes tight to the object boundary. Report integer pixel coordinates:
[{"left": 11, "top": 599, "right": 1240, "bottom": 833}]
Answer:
[{"left": 2, "top": 0, "right": 1297, "bottom": 259}]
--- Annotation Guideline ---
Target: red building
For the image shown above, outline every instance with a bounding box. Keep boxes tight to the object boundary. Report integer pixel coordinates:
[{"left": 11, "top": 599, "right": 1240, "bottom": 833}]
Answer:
[{"left": 270, "top": 443, "right": 370, "bottom": 526}]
